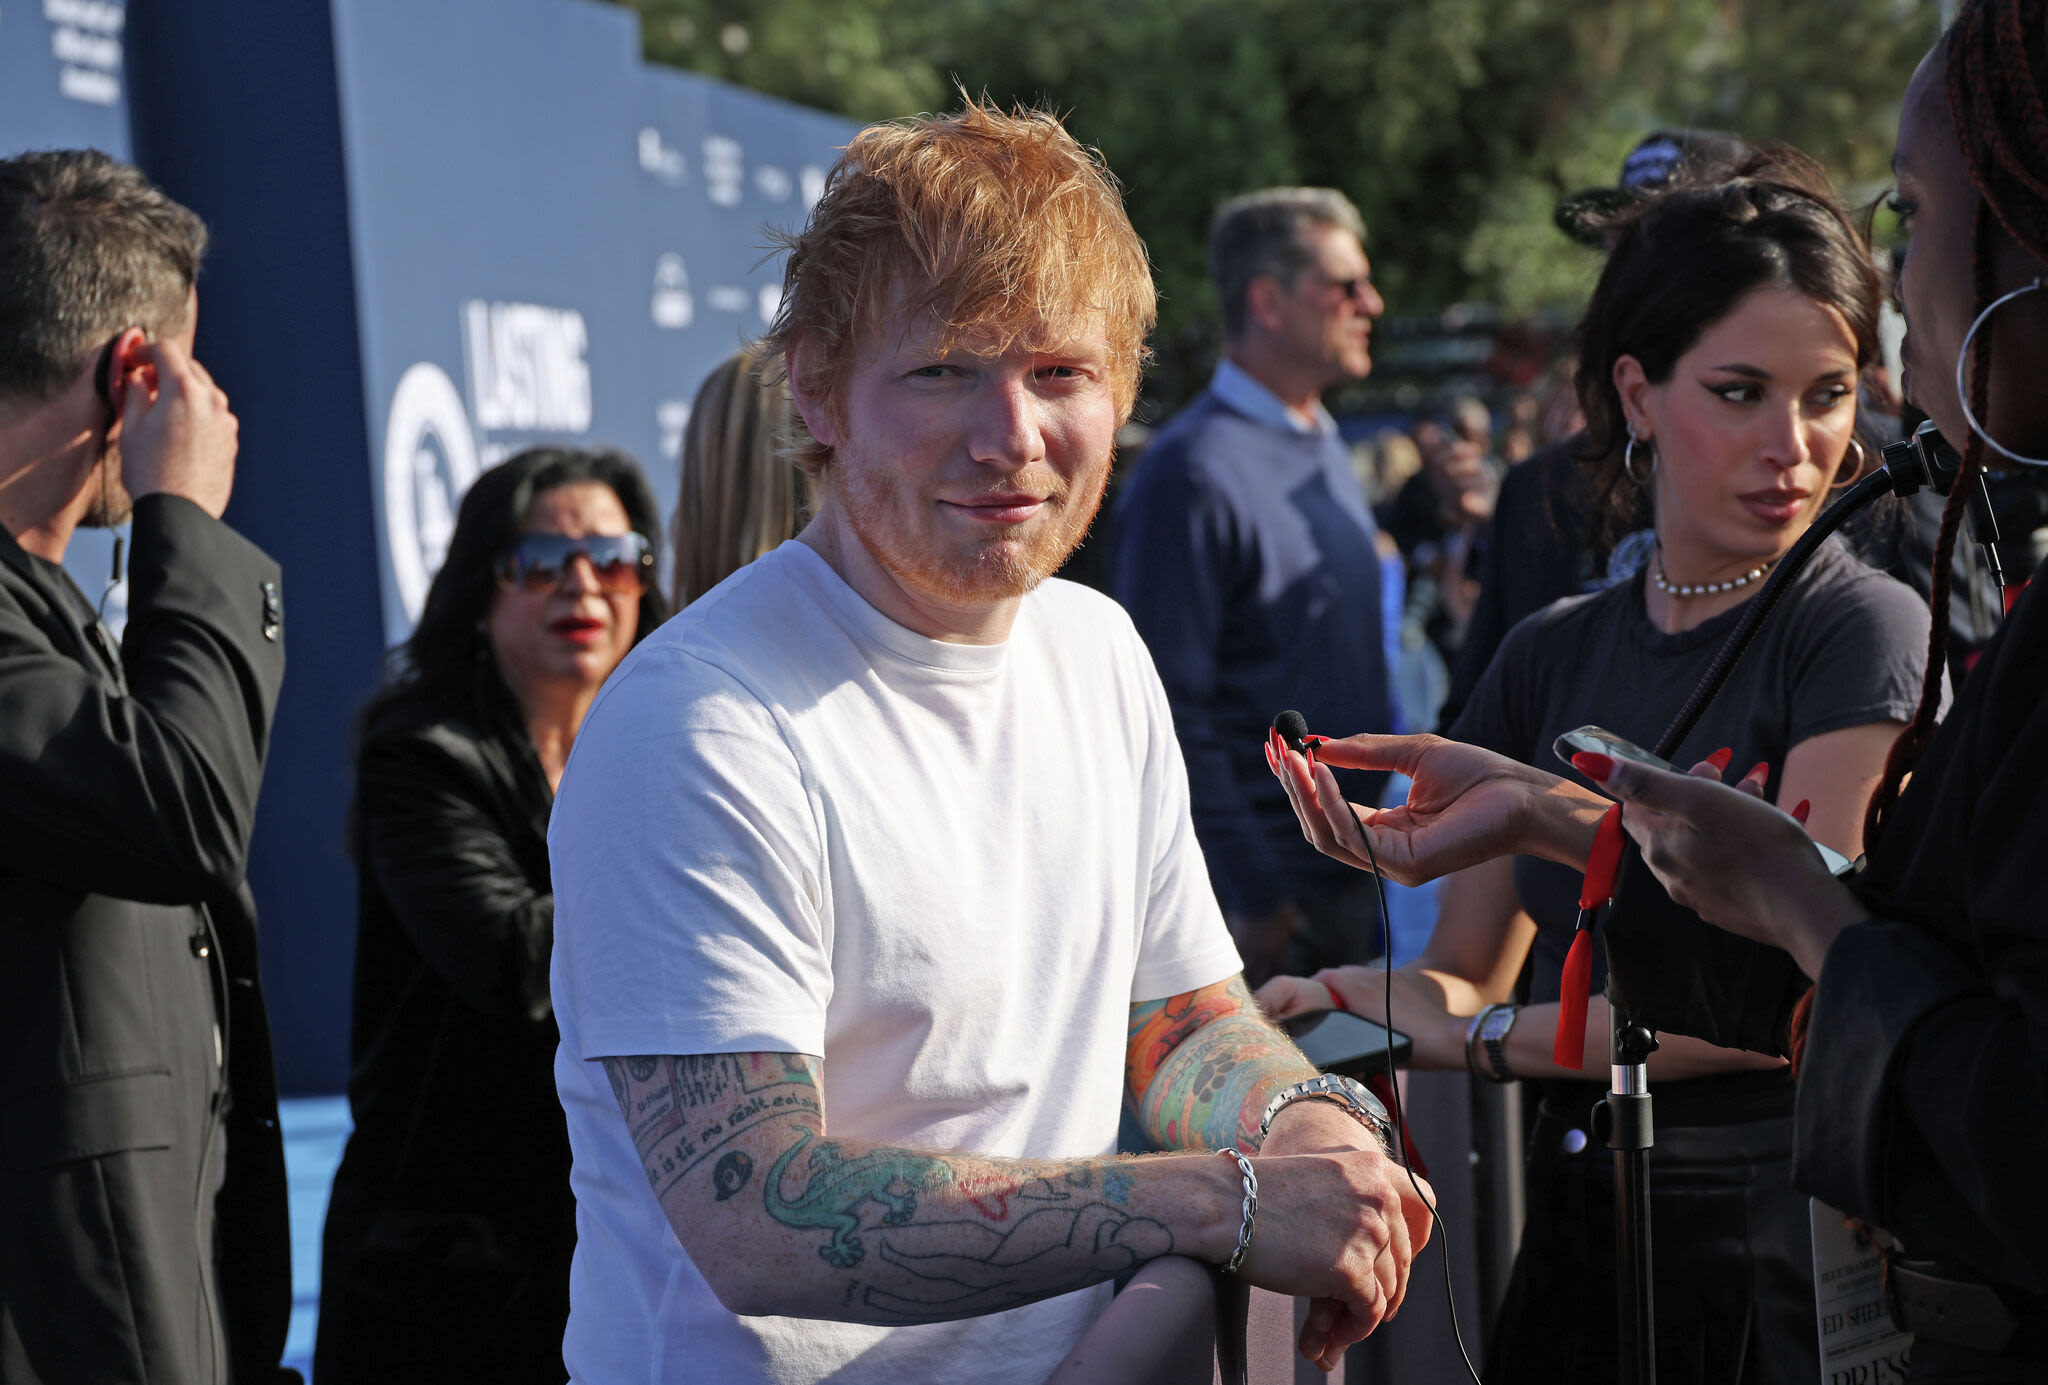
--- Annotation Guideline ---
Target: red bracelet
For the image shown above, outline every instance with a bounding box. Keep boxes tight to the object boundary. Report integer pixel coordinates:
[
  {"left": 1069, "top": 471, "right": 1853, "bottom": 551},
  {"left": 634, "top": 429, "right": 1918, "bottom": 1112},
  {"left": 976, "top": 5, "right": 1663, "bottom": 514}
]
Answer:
[{"left": 1320, "top": 980, "right": 1348, "bottom": 1013}]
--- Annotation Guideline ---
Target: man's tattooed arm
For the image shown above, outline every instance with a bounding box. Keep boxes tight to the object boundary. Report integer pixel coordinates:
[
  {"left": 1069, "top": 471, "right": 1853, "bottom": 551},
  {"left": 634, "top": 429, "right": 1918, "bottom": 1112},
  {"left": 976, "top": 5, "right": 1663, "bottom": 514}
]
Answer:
[
  {"left": 1124, "top": 975, "right": 1321, "bottom": 1152},
  {"left": 599, "top": 1052, "right": 1231, "bottom": 1326}
]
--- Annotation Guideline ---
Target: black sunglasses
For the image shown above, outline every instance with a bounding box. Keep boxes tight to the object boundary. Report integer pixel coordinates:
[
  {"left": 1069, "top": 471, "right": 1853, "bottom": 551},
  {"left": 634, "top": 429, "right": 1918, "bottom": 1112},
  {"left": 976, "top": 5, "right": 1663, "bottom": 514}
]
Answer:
[{"left": 497, "top": 532, "right": 653, "bottom": 594}]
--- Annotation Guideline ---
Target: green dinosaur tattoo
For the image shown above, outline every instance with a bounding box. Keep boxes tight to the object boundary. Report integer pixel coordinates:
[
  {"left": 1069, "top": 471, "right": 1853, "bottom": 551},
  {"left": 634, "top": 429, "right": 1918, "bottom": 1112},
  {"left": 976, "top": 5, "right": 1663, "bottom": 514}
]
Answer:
[{"left": 765, "top": 1128, "right": 957, "bottom": 1268}]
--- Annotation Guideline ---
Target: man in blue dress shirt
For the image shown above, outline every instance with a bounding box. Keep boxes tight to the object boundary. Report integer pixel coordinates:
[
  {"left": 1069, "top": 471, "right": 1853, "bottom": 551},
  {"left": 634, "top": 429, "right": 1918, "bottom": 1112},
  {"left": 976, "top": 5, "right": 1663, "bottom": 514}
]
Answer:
[{"left": 1112, "top": 188, "right": 1395, "bottom": 985}]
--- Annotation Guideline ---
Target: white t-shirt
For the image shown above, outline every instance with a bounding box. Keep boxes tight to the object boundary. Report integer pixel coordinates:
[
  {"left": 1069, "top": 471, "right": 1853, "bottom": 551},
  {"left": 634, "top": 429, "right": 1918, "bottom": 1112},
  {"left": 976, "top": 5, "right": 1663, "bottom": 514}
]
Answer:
[{"left": 549, "top": 542, "right": 1240, "bottom": 1385}]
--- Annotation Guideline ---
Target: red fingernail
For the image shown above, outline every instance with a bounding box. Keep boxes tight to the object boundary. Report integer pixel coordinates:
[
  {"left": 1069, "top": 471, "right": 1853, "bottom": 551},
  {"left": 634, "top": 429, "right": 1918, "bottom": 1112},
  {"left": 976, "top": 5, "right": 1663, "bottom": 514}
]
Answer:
[
  {"left": 1571, "top": 751, "right": 1614, "bottom": 781},
  {"left": 1744, "top": 760, "right": 1770, "bottom": 783},
  {"left": 1304, "top": 735, "right": 1326, "bottom": 749},
  {"left": 1706, "top": 747, "right": 1734, "bottom": 772},
  {"left": 1792, "top": 799, "right": 1811, "bottom": 824},
  {"left": 1265, "top": 742, "right": 1279, "bottom": 774}
]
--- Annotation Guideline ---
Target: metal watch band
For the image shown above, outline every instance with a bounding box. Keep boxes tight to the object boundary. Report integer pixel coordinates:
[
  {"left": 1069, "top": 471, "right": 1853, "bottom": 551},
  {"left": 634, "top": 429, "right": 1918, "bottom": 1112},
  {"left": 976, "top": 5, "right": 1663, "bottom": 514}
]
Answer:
[
  {"left": 1256, "top": 1072, "right": 1393, "bottom": 1151},
  {"left": 1465, "top": 1003, "right": 1518, "bottom": 1083}
]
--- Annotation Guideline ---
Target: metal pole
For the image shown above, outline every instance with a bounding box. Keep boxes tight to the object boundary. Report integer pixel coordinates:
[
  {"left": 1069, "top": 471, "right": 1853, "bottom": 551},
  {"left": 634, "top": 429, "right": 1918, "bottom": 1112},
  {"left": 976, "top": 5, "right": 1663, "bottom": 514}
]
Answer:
[{"left": 1608, "top": 1011, "right": 1659, "bottom": 1385}]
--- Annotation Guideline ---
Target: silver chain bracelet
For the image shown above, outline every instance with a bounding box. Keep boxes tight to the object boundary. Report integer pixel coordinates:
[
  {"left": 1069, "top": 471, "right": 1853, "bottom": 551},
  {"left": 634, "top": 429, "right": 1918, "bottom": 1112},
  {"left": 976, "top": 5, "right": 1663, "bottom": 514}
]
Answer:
[{"left": 1217, "top": 1146, "right": 1258, "bottom": 1274}]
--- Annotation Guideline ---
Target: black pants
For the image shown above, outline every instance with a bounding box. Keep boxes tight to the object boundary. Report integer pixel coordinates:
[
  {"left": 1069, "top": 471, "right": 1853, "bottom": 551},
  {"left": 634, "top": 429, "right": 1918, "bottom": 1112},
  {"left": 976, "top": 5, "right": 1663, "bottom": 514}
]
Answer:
[
  {"left": 1487, "top": 1078, "right": 1817, "bottom": 1385},
  {"left": 314, "top": 1172, "right": 575, "bottom": 1385}
]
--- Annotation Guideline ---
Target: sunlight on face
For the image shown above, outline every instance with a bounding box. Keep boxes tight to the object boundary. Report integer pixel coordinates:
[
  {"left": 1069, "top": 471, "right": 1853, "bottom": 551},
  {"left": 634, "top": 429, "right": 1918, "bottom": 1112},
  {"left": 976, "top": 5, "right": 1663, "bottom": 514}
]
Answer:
[
  {"left": 821, "top": 308, "right": 1120, "bottom": 612},
  {"left": 1624, "top": 284, "right": 1860, "bottom": 580}
]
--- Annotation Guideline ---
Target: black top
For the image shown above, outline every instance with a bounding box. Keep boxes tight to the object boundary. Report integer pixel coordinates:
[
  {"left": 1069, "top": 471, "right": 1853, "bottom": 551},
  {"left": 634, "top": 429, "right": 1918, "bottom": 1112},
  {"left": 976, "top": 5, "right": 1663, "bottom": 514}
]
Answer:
[
  {"left": 1112, "top": 389, "right": 1391, "bottom": 917},
  {"left": 1454, "top": 539, "right": 1930, "bottom": 1013},
  {"left": 333, "top": 676, "right": 567, "bottom": 1211},
  {"left": 1795, "top": 552, "right": 2048, "bottom": 1294}
]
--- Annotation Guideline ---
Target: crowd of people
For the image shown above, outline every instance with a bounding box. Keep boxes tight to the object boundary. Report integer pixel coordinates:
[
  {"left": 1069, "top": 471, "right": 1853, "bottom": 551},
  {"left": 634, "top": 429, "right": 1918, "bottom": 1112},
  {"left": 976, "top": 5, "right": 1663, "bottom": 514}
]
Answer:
[{"left": 0, "top": 2, "right": 2042, "bottom": 1383}]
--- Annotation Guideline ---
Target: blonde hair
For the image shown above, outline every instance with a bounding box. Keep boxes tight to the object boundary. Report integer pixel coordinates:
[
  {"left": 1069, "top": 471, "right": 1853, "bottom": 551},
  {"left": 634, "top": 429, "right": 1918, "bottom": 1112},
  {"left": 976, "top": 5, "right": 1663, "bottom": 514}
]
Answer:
[
  {"left": 760, "top": 95, "right": 1156, "bottom": 474},
  {"left": 671, "top": 344, "right": 809, "bottom": 607}
]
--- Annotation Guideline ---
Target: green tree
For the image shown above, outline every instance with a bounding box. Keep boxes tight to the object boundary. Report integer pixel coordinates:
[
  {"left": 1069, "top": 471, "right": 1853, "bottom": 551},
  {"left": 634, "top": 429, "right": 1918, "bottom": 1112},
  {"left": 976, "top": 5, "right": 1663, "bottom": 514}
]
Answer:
[{"left": 616, "top": 0, "right": 1939, "bottom": 409}]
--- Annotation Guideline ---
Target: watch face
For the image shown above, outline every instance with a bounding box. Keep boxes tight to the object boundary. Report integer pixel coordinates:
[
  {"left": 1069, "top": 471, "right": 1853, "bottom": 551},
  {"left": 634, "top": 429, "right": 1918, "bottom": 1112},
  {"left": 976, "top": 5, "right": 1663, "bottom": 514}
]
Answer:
[{"left": 1482, "top": 1009, "right": 1515, "bottom": 1041}]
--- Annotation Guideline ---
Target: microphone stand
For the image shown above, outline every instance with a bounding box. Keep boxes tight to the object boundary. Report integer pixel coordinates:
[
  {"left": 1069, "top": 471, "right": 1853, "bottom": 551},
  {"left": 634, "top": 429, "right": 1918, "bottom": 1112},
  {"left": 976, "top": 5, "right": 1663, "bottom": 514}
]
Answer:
[{"left": 1601, "top": 426, "right": 1972, "bottom": 1385}]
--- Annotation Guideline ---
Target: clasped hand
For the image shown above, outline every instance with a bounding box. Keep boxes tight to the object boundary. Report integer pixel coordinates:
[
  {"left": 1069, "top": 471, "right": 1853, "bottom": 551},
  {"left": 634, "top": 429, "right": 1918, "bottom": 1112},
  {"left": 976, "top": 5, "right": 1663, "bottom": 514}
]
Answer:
[{"left": 1252, "top": 1099, "right": 1435, "bottom": 1371}]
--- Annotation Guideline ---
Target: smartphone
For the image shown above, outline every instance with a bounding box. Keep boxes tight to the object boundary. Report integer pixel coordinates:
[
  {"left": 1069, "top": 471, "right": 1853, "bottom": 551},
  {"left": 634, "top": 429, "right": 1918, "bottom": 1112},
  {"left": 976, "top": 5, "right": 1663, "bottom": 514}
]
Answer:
[
  {"left": 1551, "top": 724, "right": 1854, "bottom": 877},
  {"left": 1283, "top": 1008, "right": 1412, "bottom": 1077}
]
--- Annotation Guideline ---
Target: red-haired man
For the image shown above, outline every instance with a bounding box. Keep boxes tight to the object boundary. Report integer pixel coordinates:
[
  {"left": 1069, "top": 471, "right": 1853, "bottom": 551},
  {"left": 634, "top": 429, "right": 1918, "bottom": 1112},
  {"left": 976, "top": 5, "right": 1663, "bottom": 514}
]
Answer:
[{"left": 549, "top": 101, "right": 1432, "bottom": 1385}]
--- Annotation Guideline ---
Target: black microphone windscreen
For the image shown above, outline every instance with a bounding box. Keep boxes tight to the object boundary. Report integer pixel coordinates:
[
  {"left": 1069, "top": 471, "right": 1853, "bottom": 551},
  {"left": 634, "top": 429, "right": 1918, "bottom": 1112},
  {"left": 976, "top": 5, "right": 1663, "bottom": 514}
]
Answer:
[{"left": 1274, "top": 710, "right": 1310, "bottom": 754}]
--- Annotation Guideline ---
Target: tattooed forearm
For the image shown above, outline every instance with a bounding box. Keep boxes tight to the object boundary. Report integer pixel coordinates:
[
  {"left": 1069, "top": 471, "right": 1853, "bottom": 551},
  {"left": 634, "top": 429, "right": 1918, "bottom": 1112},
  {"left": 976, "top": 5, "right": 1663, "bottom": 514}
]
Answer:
[
  {"left": 763, "top": 1133, "right": 1170, "bottom": 1323},
  {"left": 1127, "top": 976, "right": 1316, "bottom": 1151},
  {"left": 602, "top": 1052, "right": 822, "bottom": 1199},
  {"left": 602, "top": 1050, "right": 1189, "bottom": 1326}
]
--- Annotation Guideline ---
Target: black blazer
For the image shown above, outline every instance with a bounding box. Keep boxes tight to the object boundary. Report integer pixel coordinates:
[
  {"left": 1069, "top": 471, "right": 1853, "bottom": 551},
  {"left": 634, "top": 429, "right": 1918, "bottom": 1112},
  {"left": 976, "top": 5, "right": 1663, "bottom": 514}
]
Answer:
[
  {"left": 314, "top": 677, "right": 573, "bottom": 1384},
  {"left": 0, "top": 495, "right": 293, "bottom": 1384}
]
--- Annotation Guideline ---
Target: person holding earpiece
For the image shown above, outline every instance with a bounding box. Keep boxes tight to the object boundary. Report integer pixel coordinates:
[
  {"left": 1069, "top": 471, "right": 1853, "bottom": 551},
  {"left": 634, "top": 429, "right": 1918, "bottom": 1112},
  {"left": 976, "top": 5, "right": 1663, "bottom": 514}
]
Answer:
[
  {"left": 0, "top": 152, "right": 295, "bottom": 1384},
  {"left": 1258, "top": 150, "right": 1939, "bottom": 1384}
]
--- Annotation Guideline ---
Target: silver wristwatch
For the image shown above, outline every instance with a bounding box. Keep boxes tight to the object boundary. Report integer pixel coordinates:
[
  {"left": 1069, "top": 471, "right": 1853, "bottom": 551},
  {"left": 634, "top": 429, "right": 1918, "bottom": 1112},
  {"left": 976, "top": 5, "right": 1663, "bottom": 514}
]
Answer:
[
  {"left": 1466, "top": 1003, "right": 1518, "bottom": 1083},
  {"left": 1256, "top": 1073, "right": 1393, "bottom": 1151}
]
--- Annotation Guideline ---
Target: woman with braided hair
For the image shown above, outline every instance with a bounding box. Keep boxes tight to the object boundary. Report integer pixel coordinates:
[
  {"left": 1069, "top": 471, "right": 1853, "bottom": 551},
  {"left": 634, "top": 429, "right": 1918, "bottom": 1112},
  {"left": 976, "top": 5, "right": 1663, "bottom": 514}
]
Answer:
[{"left": 1263, "top": 0, "right": 2048, "bottom": 1376}]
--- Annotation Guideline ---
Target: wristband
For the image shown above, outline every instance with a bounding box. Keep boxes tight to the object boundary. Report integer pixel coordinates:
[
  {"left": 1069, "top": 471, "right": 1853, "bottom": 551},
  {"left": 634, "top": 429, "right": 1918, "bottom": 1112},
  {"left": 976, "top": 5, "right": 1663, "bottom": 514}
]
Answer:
[{"left": 1217, "top": 1147, "right": 1258, "bottom": 1274}]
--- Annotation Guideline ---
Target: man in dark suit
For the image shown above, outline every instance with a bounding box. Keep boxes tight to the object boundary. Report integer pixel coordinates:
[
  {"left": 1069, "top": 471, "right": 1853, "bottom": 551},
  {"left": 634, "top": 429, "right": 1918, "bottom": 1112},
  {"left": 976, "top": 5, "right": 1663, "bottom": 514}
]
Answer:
[{"left": 0, "top": 151, "right": 295, "bottom": 1385}]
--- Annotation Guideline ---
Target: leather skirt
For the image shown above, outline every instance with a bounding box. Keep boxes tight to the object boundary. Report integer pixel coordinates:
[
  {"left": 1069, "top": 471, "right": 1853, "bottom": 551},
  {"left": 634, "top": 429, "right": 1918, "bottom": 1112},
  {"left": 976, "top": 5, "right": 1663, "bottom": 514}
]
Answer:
[{"left": 1486, "top": 1074, "right": 1817, "bottom": 1385}]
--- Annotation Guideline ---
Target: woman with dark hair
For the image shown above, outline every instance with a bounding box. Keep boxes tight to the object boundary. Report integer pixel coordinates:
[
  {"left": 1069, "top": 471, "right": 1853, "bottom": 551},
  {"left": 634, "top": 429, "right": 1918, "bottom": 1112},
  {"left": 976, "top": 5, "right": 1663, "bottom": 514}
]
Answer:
[
  {"left": 1258, "top": 153, "right": 1937, "bottom": 1383},
  {"left": 315, "top": 446, "right": 670, "bottom": 1384},
  {"left": 1270, "top": 5, "right": 2047, "bottom": 1375}
]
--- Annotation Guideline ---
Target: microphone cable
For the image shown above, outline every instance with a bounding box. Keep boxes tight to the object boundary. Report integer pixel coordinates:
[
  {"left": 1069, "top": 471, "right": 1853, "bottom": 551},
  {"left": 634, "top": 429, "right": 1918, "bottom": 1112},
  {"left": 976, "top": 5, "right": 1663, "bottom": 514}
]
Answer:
[{"left": 1274, "top": 710, "right": 1484, "bottom": 1385}]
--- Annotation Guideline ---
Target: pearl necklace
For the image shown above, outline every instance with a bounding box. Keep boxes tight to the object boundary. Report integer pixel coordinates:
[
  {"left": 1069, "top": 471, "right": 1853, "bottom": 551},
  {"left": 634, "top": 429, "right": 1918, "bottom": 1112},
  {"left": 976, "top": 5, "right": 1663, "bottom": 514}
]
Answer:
[{"left": 1652, "top": 554, "right": 1775, "bottom": 598}]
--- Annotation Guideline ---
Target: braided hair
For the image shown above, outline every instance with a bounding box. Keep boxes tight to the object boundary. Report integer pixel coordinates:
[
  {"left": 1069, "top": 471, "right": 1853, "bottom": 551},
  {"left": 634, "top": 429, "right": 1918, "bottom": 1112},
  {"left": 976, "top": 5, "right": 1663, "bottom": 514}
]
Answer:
[{"left": 1865, "top": 0, "right": 2048, "bottom": 842}]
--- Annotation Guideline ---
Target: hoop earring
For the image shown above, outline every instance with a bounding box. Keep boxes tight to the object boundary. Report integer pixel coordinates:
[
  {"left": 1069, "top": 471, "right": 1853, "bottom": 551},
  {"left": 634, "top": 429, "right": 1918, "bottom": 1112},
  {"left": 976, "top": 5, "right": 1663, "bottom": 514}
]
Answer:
[
  {"left": 1954, "top": 277, "right": 2048, "bottom": 467},
  {"left": 1831, "top": 436, "right": 1868, "bottom": 491},
  {"left": 1623, "top": 428, "right": 1656, "bottom": 485}
]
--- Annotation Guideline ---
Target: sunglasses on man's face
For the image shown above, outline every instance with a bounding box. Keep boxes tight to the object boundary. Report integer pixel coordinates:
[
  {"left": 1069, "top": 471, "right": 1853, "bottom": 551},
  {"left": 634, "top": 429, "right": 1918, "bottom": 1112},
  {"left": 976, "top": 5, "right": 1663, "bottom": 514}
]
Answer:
[{"left": 496, "top": 532, "right": 653, "bottom": 595}]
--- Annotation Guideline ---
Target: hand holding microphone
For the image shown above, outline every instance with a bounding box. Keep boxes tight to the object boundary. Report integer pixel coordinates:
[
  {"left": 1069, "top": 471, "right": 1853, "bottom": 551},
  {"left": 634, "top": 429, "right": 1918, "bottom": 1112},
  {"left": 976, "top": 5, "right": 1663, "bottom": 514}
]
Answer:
[{"left": 1264, "top": 721, "right": 1611, "bottom": 887}]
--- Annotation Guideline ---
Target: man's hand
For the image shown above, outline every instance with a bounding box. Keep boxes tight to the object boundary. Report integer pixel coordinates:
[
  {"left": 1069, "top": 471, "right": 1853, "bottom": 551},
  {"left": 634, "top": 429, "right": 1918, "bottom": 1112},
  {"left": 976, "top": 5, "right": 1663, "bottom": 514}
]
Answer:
[
  {"left": 119, "top": 338, "right": 238, "bottom": 518},
  {"left": 1267, "top": 728, "right": 1608, "bottom": 886},
  {"left": 1247, "top": 1103, "right": 1435, "bottom": 1370}
]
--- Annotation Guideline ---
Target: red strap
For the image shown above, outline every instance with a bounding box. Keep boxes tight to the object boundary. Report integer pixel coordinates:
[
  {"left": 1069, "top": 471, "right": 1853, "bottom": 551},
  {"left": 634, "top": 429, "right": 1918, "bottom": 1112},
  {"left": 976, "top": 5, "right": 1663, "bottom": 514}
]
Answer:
[
  {"left": 1553, "top": 925, "right": 1595, "bottom": 1070},
  {"left": 1579, "top": 802, "right": 1626, "bottom": 909},
  {"left": 1788, "top": 984, "right": 1818, "bottom": 1077},
  {"left": 1361, "top": 1070, "right": 1429, "bottom": 1178},
  {"left": 1320, "top": 980, "right": 1348, "bottom": 1013}
]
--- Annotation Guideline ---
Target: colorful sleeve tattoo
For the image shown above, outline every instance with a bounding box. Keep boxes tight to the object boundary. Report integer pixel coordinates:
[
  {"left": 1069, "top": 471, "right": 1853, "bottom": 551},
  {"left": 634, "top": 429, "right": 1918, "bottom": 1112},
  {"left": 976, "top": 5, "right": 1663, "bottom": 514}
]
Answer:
[{"left": 1125, "top": 975, "right": 1316, "bottom": 1152}]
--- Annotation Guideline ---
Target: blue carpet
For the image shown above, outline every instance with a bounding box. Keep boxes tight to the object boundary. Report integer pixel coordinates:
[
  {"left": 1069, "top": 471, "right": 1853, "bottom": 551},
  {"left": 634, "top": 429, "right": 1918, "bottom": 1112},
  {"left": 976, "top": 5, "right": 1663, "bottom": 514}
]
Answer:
[{"left": 279, "top": 1095, "right": 351, "bottom": 1382}]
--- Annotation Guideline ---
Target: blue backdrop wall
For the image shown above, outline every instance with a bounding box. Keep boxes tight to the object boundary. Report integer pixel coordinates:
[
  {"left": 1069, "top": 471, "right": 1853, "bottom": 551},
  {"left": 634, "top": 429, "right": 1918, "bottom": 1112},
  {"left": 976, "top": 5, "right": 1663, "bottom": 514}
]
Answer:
[{"left": 2, "top": 0, "right": 854, "bottom": 1092}]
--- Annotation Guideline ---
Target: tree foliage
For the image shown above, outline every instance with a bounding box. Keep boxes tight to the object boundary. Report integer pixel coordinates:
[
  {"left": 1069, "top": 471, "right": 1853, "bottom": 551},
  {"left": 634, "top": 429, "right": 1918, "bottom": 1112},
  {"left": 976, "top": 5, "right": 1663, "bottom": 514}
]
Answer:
[{"left": 621, "top": 0, "right": 1938, "bottom": 407}]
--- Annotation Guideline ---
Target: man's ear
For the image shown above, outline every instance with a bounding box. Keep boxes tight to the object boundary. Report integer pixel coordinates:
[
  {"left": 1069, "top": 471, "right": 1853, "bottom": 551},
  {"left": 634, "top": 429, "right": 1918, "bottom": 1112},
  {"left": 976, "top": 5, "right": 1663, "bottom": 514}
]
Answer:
[
  {"left": 1244, "top": 275, "right": 1288, "bottom": 337},
  {"left": 101, "top": 326, "right": 155, "bottom": 423},
  {"left": 783, "top": 336, "right": 838, "bottom": 449},
  {"left": 1612, "top": 354, "right": 1655, "bottom": 440}
]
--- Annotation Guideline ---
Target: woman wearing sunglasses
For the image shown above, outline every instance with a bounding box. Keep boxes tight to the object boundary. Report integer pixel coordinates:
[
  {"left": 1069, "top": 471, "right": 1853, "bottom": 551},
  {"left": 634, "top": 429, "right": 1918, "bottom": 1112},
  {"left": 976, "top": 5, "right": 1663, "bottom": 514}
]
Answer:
[{"left": 315, "top": 446, "right": 669, "bottom": 1385}]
